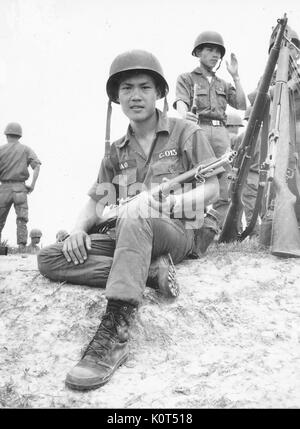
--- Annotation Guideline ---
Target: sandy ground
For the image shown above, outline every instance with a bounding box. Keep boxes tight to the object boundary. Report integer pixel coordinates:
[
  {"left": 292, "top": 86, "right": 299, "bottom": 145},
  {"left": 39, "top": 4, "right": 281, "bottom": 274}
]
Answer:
[{"left": 0, "top": 240, "right": 300, "bottom": 409}]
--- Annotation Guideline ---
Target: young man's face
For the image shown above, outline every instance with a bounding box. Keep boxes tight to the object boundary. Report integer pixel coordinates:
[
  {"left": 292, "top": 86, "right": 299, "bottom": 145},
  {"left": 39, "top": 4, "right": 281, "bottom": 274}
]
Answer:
[
  {"left": 118, "top": 73, "right": 159, "bottom": 122},
  {"left": 196, "top": 45, "right": 222, "bottom": 70},
  {"left": 31, "top": 237, "right": 41, "bottom": 245}
]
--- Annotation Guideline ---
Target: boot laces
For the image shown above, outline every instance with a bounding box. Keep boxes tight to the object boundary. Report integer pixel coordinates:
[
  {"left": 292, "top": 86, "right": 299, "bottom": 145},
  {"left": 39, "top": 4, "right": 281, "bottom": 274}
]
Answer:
[{"left": 83, "top": 312, "right": 122, "bottom": 359}]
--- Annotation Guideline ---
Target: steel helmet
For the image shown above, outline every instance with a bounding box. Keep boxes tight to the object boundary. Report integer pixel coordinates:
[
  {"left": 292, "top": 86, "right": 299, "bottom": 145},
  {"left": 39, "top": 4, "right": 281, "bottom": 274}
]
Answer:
[
  {"left": 106, "top": 50, "right": 169, "bottom": 103},
  {"left": 192, "top": 31, "right": 226, "bottom": 58},
  {"left": 56, "top": 229, "right": 69, "bottom": 242},
  {"left": 226, "top": 113, "right": 244, "bottom": 127},
  {"left": 4, "top": 122, "right": 22, "bottom": 137},
  {"left": 29, "top": 228, "right": 42, "bottom": 238},
  {"left": 244, "top": 106, "right": 252, "bottom": 121}
]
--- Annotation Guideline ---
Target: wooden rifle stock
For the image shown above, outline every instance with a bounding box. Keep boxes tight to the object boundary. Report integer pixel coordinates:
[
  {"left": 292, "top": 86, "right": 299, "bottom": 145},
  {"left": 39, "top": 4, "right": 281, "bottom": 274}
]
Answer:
[
  {"left": 218, "top": 15, "right": 287, "bottom": 243},
  {"left": 270, "top": 46, "right": 300, "bottom": 257}
]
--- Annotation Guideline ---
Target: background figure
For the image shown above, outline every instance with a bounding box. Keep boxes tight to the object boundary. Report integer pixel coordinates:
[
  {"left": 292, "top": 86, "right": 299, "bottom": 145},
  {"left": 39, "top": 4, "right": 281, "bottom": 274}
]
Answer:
[
  {"left": 174, "top": 30, "right": 246, "bottom": 250},
  {"left": 0, "top": 122, "right": 41, "bottom": 250},
  {"left": 56, "top": 229, "right": 69, "bottom": 242},
  {"left": 225, "top": 112, "right": 244, "bottom": 139},
  {"left": 27, "top": 228, "right": 43, "bottom": 252}
]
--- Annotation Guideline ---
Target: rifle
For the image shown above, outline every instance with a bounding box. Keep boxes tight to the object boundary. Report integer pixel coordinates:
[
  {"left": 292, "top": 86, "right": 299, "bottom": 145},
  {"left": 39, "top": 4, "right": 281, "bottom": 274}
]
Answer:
[
  {"left": 268, "top": 45, "right": 300, "bottom": 257},
  {"left": 218, "top": 14, "right": 288, "bottom": 243},
  {"left": 97, "top": 150, "right": 236, "bottom": 232},
  {"left": 237, "top": 97, "right": 270, "bottom": 241}
]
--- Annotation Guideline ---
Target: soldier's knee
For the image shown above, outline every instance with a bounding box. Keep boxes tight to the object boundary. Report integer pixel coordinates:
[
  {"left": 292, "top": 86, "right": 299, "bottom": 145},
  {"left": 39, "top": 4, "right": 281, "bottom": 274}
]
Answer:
[{"left": 37, "top": 245, "right": 60, "bottom": 277}]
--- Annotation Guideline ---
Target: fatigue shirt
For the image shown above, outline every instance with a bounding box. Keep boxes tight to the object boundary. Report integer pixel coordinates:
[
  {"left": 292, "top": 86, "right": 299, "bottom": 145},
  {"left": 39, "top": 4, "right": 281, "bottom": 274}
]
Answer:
[
  {"left": 0, "top": 142, "right": 41, "bottom": 182},
  {"left": 88, "top": 110, "right": 222, "bottom": 228},
  {"left": 174, "top": 66, "right": 238, "bottom": 122}
]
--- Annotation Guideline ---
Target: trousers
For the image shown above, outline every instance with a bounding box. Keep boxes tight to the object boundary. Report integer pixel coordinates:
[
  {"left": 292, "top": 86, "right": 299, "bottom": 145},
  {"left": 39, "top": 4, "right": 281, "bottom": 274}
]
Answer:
[
  {"left": 200, "top": 124, "right": 231, "bottom": 227},
  {"left": 38, "top": 216, "right": 195, "bottom": 305},
  {"left": 0, "top": 182, "right": 28, "bottom": 245}
]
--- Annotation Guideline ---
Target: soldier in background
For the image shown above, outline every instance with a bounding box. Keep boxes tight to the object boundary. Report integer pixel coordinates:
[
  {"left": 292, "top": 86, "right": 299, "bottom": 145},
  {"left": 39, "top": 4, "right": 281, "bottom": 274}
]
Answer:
[
  {"left": 225, "top": 112, "right": 244, "bottom": 141},
  {"left": 56, "top": 229, "right": 69, "bottom": 243},
  {"left": 174, "top": 31, "right": 246, "bottom": 251},
  {"left": 0, "top": 123, "right": 41, "bottom": 250},
  {"left": 27, "top": 228, "right": 42, "bottom": 252}
]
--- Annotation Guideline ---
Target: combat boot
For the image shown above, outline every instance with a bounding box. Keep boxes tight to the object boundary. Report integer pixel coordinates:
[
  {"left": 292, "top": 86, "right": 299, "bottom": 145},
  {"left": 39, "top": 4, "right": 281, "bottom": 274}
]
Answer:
[
  {"left": 192, "top": 209, "right": 220, "bottom": 257},
  {"left": 65, "top": 299, "right": 136, "bottom": 391},
  {"left": 147, "top": 253, "right": 179, "bottom": 298}
]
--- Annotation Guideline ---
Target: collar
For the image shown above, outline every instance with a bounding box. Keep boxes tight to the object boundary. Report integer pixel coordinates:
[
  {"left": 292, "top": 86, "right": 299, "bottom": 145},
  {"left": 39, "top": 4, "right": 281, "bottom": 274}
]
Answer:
[
  {"left": 192, "top": 65, "right": 220, "bottom": 81},
  {"left": 116, "top": 109, "right": 170, "bottom": 148}
]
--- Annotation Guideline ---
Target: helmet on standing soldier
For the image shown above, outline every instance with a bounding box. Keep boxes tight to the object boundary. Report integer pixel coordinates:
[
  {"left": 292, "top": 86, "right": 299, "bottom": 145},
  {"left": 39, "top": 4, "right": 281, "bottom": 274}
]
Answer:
[
  {"left": 106, "top": 50, "right": 169, "bottom": 103},
  {"left": 4, "top": 122, "right": 22, "bottom": 137},
  {"left": 192, "top": 31, "right": 226, "bottom": 58}
]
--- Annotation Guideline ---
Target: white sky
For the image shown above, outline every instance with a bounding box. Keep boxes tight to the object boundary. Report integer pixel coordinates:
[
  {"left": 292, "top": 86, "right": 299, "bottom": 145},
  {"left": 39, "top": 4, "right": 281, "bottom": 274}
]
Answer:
[{"left": 0, "top": 0, "right": 299, "bottom": 247}]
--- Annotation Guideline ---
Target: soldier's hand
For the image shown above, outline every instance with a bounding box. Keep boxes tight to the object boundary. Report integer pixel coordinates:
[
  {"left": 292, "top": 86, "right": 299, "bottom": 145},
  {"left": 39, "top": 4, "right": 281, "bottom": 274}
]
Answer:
[
  {"left": 118, "top": 190, "right": 175, "bottom": 220},
  {"left": 226, "top": 53, "right": 239, "bottom": 78},
  {"left": 62, "top": 230, "right": 91, "bottom": 265},
  {"left": 184, "top": 111, "right": 199, "bottom": 123},
  {"left": 25, "top": 184, "right": 34, "bottom": 194}
]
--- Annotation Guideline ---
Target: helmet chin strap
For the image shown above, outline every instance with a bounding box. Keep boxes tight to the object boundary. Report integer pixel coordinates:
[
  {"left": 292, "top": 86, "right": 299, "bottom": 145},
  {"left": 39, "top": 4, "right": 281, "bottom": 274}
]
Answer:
[
  {"left": 214, "top": 58, "right": 223, "bottom": 72},
  {"left": 163, "top": 96, "right": 169, "bottom": 115},
  {"left": 105, "top": 99, "right": 112, "bottom": 157}
]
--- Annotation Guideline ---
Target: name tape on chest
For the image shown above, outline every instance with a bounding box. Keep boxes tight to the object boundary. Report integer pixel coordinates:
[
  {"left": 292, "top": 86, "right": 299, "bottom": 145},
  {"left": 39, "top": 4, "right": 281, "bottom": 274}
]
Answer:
[
  {"left": 118, "top": 159, "right": 137, "bottom": 170},
  {"left": 158, "top": 149, "right": 178, "bottom": 159}
]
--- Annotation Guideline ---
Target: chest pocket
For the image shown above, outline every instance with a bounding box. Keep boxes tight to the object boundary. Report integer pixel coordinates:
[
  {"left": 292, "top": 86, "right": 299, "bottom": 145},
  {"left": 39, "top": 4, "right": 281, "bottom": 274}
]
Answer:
[
  {"left": 112, "top": 167, "right": 139, "bottom": 198},
  {"left": 195, "top": 87, "right": 209, "bottom": 110},
  {"left": 150, "top": 162, "right": 185, "bottom": 188},
  {"left": 215, "top": 88, "right": 227, "bottom": 111}
]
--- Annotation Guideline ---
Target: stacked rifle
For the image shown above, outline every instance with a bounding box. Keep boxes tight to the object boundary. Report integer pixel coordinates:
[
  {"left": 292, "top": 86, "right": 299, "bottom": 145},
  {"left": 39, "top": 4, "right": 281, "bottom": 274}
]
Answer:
[{"left": 219, "top": 14, "right": 300, "bottom": 258}]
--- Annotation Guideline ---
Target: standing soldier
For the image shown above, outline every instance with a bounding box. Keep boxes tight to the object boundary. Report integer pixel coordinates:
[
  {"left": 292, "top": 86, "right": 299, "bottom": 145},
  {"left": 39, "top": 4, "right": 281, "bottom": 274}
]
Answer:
[
  {"left": 38, "top": 49, "right": 221, "bottom": 390},
  {"left": 174, "top": 31, "right": 246, "bottom": 250},
  {"left": 0, "top": 122, "right": 41, "bottom": 250}
]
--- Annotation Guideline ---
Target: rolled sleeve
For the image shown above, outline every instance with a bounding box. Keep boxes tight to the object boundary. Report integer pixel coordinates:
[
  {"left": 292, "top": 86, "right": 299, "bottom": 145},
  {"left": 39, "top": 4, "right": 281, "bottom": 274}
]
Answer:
[
  {"left": 88, "top": 156, "right": 115, "bottom": 202},
  {"left": 27, "top": 147, "right": 41, "bottom": 169},
  {"left": 173, "top": 73, "right": 192, "bottom": 109}
]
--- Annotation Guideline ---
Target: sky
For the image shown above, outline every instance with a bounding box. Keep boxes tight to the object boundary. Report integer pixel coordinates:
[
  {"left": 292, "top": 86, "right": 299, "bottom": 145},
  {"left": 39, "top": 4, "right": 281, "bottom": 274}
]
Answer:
[{"left": 0, "top": 0, "right": 300, "bottom": 247}]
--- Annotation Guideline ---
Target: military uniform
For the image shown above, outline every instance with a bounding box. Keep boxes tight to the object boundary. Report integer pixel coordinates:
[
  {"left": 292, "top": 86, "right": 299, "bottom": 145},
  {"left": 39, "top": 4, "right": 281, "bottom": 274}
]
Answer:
[
  {"left": 0, "top": 141, "right": 41, "bottom": 245},
  {"left": 38, "top": 110, "right": 220, "bottom": 302},
  {"left": 37, "top": 49, "right": 222, "bottom": 392},
  {"left": 174, "top": 66, "right": 239, "bottom": 225}
]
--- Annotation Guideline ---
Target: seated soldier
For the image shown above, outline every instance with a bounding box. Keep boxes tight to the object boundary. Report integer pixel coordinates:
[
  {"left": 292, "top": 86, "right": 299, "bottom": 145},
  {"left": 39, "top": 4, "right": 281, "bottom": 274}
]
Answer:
[{"left": 38, "top": 50, "right": 221, "bottom": 391}]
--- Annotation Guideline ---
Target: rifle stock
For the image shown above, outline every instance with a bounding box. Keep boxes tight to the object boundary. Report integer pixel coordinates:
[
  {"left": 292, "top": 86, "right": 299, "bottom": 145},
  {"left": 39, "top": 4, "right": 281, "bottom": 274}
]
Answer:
[
  {"left": 219, "top": 14, "right": 287, "bottom": 243},
  {"left": 270, "top": 46, "right": 300, "bottom": 257}
]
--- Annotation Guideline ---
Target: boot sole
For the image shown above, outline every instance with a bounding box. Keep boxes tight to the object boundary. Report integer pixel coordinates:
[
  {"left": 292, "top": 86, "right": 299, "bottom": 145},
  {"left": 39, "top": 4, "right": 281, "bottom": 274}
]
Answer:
[{"left": 65, "top": 354, "right": 129, "bottom": 391}]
